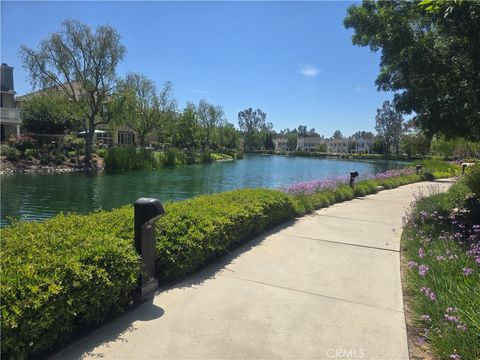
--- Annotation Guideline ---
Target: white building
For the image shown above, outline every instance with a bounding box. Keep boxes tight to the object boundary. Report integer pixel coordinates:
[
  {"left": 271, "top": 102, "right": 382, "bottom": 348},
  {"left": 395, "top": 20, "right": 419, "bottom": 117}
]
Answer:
[
  {"left": 326, "top": 138, "right": 349, "bottom": 153},
  {"left": 273, "top": 138, "right": 289, "bottom": 152},
  {"left": 296, "top": 137, "right": 323, "bottom": 151},
  {"left": 354, "top": 137, "right": 373, "bottom": 154},
  {"left": 0, "top": 63, "right": 21, "bottom": 142}
]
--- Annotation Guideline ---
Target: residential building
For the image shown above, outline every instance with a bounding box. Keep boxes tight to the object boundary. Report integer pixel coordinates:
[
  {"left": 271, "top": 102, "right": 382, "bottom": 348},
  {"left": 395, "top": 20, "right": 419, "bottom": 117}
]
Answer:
[
  {"left": 273, "top": 138, "right": 289, "bottom": 152},
  {"left": 326, "top": 138, "right": 349, "bottom": 153},
  {"left": 296, "top": 136, "right": 323, "bottom": 151},
  {"left": 354, "top": 137, "right": 373, "bottom": 154},
  {"left": 0, "top": 63, "right": 21, "bottom": 142},
  {"left": 16, "top": 81, "right": 137, "bottom": 145}
]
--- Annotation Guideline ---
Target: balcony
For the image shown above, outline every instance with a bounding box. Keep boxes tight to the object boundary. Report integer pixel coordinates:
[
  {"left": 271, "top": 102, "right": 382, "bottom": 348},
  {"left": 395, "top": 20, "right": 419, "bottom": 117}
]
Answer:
[{"left": 0, "top": 108, "right": 21, "bottom": 125}]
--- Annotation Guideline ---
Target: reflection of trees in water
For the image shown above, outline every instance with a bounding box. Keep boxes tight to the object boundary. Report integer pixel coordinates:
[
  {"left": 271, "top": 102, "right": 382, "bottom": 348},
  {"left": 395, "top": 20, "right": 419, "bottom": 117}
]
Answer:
[{"left": 1, "top": 156, "right": 408, "bottom": 226}]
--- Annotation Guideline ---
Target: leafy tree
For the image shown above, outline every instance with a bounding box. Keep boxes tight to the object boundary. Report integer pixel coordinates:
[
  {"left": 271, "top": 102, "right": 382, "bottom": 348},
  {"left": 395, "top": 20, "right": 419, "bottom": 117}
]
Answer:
[
  {"left": 286, "top": 133, "right": 298, "bottom": 151},
  {"left": 375, "top": 101, "right": 404, "bottom": 155},
  {"left": 20, "top": 90, "right": 79, "bottom": 134},
  {"left": 352, "top": 131, "right": 374, "bottom": 140},
  {"left": 238, "top": 108, "right": 267, "bottom": 150},
  {"left": 20, "top": 19, "right": 126, "bottom": 165},
  {"left": 217, "top": 123, "right": 240, "bottom": 149},
  {"left": 297, "top": 125, "right": 308, "bottom": 138},
  {"left": 371, "top": 136, "right": 384, "bottom": 154},
  {"left": 263, "top": 132, "right": 274, "bottom": 150},
  {"left": 173, "top": 103, "right": 198, "bottom": 149},
  {"left": 115, "top": 73, "right": 164, "bottom": 146},
  {"left": 332, "top": 130, "right": 343, "bottom": 139},
  {"left": 315, "top": 143, "right": 327, "bottom": 152},
  {"left": 401, "top": 132, "right": 431, "bottom": 157},
  {"left": 307, "top": 128, "right": 320, "bottom": 137},
  {"left": 344, "top": 1, "right": 480, "bottom": 140},
  {"left": 197, "top": 99, "right": 225, "bottom": 151}
]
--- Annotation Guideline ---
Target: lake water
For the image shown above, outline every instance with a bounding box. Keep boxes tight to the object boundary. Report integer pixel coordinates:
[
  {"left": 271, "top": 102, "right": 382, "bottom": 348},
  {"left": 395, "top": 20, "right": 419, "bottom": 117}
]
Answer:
[{"left": 0, "top": 154, "right": 408, "bottom": 226}]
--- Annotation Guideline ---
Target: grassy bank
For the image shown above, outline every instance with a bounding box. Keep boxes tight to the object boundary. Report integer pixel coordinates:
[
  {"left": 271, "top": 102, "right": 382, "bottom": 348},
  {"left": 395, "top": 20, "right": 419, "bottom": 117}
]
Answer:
[
  {"left": 402, "top": 166, "right": 479, "bottom": 359},
  {"left": 103, "top": 146, "right": 242, "bottom": 171},
  {"left": 0, "top": 160, "right": 459, "bottom": 358}
]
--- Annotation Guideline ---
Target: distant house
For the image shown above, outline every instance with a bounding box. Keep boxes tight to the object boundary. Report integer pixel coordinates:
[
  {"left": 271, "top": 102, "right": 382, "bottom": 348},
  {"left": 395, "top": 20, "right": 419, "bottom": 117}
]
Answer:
[
  {"left": 326, "top": 138, "right": 349, "bottom": 153},
  {"left": 16, "top": 81, "right": 137, "bottom": 146},
  {"left": 273, "top": 138, "right": 289, "bottom": 152},
  {"left": 354, "top": 137, "right": 373, "bottom": 154},
  {"left": 296, "top": 137, "right": 323, "bottom": 151},
  {"left": 0, "top": 63, "right": 21, "bottom": 142}
]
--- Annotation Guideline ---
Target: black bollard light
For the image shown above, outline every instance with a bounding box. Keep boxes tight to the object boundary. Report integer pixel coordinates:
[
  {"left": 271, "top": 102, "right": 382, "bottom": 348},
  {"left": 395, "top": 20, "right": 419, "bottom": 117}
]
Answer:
[
  {"left": 416, "top": 164, "right": 422, "bottom": 174},
  {"left": 134, "top": 198, "right": 165, "bottom": 297},
  {"left": 350, "top": 171, "right": 359, "bottom": 189},
  {"left": 462, "top": 163, "right": 468, "bottom": 175}
]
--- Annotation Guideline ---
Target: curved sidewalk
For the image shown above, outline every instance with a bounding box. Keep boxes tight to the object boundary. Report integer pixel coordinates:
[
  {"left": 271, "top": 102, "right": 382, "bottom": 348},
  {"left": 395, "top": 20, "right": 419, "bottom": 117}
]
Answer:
[{"left": 53, "top": 180, "right": 453, "bottom": 360}]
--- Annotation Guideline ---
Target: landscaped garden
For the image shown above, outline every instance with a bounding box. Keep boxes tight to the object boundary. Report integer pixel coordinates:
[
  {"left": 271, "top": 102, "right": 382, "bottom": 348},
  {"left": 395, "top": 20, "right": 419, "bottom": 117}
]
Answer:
[
  {"left": 402, "top": 165, "right": 480, "bottom": 360},
  {"left": 0, "top": 159, "right": 461, "bottom": 358}
]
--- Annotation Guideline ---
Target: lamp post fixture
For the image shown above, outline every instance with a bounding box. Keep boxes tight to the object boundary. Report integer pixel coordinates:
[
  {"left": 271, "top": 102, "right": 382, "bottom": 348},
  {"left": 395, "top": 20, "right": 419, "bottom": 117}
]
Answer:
[
  {"left": 350, "top": 171, "right": 359, "bottom": 189},
  {"left": 134, "top": 198, "right": 165, "bottom": 297}
]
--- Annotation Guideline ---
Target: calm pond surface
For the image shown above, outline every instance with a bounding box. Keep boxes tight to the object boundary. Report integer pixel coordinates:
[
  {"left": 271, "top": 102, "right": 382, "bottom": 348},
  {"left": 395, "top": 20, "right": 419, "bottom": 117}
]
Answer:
[{"left": 0, "top": 154, "right": 408, "bottom": 226}]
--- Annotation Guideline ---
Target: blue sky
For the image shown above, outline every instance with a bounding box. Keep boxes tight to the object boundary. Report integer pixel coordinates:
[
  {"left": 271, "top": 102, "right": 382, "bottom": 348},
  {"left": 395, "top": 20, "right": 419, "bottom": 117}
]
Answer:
[{"left": 1, "top": 1, "right": 393, "bottom": 136}]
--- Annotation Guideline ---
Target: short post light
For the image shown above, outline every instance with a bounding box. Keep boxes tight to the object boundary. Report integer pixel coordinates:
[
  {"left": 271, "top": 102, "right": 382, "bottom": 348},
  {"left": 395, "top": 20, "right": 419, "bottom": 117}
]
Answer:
[
  {"left": 416, "top": 164, "right": 422, "bottom": 174},
  {"left": 134, "top": 198, "right": 165, "bottom": 297},
  {"left": 350, "top": 171, "right": 359, "bottom": 189},
  {"left": 462, "top": 163, "right": 468, "bottom": 175}
]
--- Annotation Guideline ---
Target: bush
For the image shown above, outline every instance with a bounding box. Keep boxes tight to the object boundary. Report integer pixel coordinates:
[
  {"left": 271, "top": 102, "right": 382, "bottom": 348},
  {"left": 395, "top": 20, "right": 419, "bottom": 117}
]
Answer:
[
  {"left": 2, "top": 145, "right": 21, "bottom": 161},
  {"left": 1, "top": 209, "right": 140, "bottom": 359},
  {"left": 24, "top": 148, "right": 37, "bottom": 160},
  {"left": 104, "top": 146, "right": 159, "bottom": 171},
  {"left": 1, "top": 189, "right": 296, "bottom": 358},
  {"left": 155, "top": 189, "right": 297, "bottom": 281},
  {"left": 464, "top": 164, "right": 480, "bottom": 196},
  {"left": 96, "top": 148, "right": 107, "bottom": 158},
  {"left": 7, "top": 134, "right": 38, "bottom": 154}
]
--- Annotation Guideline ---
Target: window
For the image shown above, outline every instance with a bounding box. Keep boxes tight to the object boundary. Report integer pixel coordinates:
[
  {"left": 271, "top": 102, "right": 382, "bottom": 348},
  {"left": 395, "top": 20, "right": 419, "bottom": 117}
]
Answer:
[
  {"left": 97, "top": 131, "right": 113, "bottom": 145},
  {"left": 118, "top": 131, "right": 135, "bottom": 145}
]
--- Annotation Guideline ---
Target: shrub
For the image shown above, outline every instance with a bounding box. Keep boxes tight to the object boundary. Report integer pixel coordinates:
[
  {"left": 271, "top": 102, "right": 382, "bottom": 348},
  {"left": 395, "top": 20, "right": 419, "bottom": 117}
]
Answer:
[
  {"left": 96, "top": 148, "right": 107, "bottom": 158},
  {"left": 24, "top": 148, "right": 37, "bottom": 160},
  {"left": 104, "top": 146, "right": 159, "bottom": 171},
  {"left": 7, "top": 134, "right": 38, "bottom": 154},
  {"left": 2, "top": 145, "right": 21, "bottom": 161},
  {"left": 1, "top": 189, "right": 296, "bottom": 358},
  {"left": 1, "top": 209, "right": 140, "bottom": 359},
  {"left": 155, "top": 189, "right": 297, "bottom": 281},
  {"left": 464, "top": 164, "right": 480, "bottom": 196}
]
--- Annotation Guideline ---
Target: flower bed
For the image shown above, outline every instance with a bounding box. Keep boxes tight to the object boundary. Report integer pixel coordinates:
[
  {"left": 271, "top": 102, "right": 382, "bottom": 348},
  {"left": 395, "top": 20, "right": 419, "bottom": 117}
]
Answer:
[{"left": 402, "top": 166, "right": 480, "bottom": 359}]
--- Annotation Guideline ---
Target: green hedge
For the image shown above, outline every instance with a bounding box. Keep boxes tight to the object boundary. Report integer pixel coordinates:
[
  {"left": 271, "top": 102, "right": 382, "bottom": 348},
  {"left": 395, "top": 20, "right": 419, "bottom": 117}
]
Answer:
[
  {"left": 0, "top": 189, "right": 297, "bottom": 358},
  {"left": 1, "top": 208, "right": 140, "bottom": 359}
]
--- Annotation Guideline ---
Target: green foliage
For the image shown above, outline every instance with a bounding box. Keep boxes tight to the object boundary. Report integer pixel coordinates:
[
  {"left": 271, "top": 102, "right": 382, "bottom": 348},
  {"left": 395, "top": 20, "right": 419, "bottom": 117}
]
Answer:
[
  {"left": 24, "top": 148, "right": 37, "bottom": 160},
  {"left": 344, "top": 1, "right": 480, "bottom": 140},
  {"left": 155, "top": 189, "right": 297, "bottom": 281},
  {"left": 2, "top": 145, "right": 21, "bottom": 161},
  {"left": 104, "top": 146, "right": 159, "bottom": 171},
  {"left": 463, "top": 164, "right": 480, "bottom": 196},
  {"left": 430, "top": 136, "right": 480, "bottom": 159},
  {"left": 403, "top": 180, "right": 479, "bottom": 359},
  {"left": 7, "top": 134, "right": 38, "bottom": 154},
  {"left": 1, "top": 208, "right": 140, "bottom": 359},
  {"left": 19, "top": 91, "right": 78, "bottom": 134}
]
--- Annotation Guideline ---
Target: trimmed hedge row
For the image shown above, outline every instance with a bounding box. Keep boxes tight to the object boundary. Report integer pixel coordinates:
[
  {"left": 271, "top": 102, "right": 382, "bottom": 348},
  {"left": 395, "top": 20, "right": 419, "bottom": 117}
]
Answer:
[
  {"left": 1, "top": 208, "right": 140, "bottom": 359},
  {"left": 0, "top": 189, "right": 297, "bottom": 358}
]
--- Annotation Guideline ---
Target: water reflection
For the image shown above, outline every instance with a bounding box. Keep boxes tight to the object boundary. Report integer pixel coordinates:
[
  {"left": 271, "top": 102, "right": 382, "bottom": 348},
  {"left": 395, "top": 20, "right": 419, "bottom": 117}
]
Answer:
[{"left": 1, "top": 155, "right": 408, "bottom": 226}]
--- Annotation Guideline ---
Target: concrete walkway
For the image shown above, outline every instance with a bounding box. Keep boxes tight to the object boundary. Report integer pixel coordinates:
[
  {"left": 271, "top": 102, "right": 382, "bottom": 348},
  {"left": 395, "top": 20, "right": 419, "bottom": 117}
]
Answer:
[{"left": 53, "top": 180, "right": 453, "bottom": 360}]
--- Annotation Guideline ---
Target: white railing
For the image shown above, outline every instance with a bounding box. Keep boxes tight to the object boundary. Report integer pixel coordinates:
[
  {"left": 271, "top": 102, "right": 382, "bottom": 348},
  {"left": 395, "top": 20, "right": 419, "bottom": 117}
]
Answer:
[{"left": 0, "top": 108, "right": 21, "bottom": 124}]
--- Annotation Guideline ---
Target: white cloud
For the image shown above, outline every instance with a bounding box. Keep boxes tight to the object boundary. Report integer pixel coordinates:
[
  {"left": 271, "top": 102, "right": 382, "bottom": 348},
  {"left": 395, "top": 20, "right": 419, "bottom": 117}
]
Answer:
[{"left": 299, "top": 64, "right": 321, "bottom": 78}]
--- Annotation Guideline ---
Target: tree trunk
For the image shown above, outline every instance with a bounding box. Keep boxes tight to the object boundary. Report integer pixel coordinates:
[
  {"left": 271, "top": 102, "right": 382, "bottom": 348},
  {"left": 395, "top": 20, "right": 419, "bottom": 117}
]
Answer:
[{"left": 84, "top": 113, "right": 96, "bottom": 166}]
